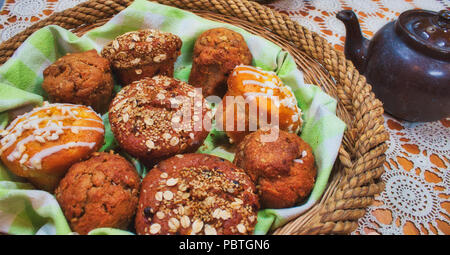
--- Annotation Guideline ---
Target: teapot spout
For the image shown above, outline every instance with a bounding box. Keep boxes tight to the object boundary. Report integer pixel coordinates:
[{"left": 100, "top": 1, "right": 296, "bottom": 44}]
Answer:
[{"left": 337, "top": 10, "right": 369, "bottom": 73}]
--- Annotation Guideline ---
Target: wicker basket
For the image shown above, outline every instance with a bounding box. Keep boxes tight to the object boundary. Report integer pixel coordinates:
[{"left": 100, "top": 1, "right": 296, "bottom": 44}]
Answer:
[{"left": 0, "top": 0, "right": 388, "bottom": 235}]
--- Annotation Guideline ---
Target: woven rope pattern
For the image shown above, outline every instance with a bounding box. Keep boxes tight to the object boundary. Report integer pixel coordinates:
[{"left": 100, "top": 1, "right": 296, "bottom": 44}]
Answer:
[{"left": 0, "top": 0, "right": 388, "bottom": 235}]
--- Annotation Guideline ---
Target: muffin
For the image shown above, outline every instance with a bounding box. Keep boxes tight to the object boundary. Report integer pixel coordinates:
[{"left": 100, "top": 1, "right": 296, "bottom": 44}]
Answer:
[
  {"left": 135, "top": 153, "right": 259, "bottom": 235},
  {"left": 216, "top": 64, "right": 303, "bottom": 144},
  {"left": 55, "top": 152, "right": 140, "bottom": 234},
  {"left": 109, "top": 76, "right": 211, "bottom": 167},
  {"left": 0, "top": 103, "right": 104, "bottom": 192},
  {"left": 101, "top": 29, "right": 182, "bottom": 86},
  {"left": 234, "top": 129, "right": 316, "bottom": 209},
  {"left": 42, "top": 49, "right": 114, "bottom": 113},
  {"left": 189, "top": 28, "right": 252, "bottom": 98}
]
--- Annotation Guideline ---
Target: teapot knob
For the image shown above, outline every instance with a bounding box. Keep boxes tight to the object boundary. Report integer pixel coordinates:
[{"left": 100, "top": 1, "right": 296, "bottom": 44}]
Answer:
[{"left": 437, "top": 10, "right": 450, "bottom": 29}]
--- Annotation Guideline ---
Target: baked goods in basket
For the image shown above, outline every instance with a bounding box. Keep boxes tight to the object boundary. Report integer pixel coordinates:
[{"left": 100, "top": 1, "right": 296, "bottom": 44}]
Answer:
[
  {"left": 234, "top": 129, "right": 316, "bottom": 209},
  {"left": 0, "top": 103, "right": 104, "bottom": 192},
  {"left": 189, "top": 28, "right": 252, "bottom": 98},
  {"left": 135, "top": 153, "right": 259, "bottom": 235},
  {"left": 109, "top": 76, "right": 211, "bottom": 167},
  {"left": 217, "top": 65, "right": 303, "bottom": 144},
  {"left": 42, "top": 50, "right": 114, "bottom": 113},
  {"left": 101, "top": 29, "right": 182, "bottom": 86},
  {"left": 55, "top": 152, "right": 140, "bottom": 235}
]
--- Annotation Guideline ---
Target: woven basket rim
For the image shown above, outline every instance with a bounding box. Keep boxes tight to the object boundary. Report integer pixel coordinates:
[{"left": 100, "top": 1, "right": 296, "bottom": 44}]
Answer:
[{"left": 0, "top": 0, "right": 388, "bottom": 235}]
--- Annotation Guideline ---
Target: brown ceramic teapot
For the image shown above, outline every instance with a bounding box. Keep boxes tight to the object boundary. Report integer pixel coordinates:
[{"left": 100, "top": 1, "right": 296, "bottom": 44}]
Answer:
[{"left": 337, "top": 9, "right": 449, "bottom": 122}]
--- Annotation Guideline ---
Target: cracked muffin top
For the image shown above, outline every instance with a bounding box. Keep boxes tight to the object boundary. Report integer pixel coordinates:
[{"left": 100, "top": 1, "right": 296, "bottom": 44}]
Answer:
[
  {"left": 42, "top": 49, "right": 114, "bottom": 113},
  {"left": 55, "top": 152, "right": 140, "bottom": 234}
]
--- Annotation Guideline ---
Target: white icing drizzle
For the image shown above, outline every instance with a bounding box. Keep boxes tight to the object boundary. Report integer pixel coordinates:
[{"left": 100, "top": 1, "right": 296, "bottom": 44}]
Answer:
[
  {"left": 233, "top": 65, "right": 303, "bottom": 132},
  {"left": 27, "top": 142, "right": 97, "bottom": 170},
  {"left": 236, "top": 70, "right": 269, "bottom": 79},
  {"left": 6, "top": 126, "right": 104, "bottom": 162},
  {"left": 244, "top": 92, "right": 279, "bottom": 101},
  {"left": 242, "top": 80, "right": 278, "bottom": 89},
  {"left": 0, "top": 103, "right": 104, "bottom": 170}
]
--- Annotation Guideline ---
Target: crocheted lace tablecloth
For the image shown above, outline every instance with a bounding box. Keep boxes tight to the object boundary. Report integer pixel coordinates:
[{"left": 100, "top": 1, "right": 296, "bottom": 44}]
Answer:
[{"left": 0, "top": 0, "right": 449, "bottom": 235}]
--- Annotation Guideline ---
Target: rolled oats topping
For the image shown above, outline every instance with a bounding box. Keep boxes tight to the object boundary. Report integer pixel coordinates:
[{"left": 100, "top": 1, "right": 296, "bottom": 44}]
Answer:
[{"left": 101, "top": 29, "right": 182, "bottom": 69}]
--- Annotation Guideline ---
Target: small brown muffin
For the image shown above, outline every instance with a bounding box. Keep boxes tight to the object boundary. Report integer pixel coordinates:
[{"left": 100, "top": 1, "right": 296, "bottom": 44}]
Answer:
[
  {"left": 0, "top": 103, "right": 104, "bottom": 192},
  {"left": 55, "top": 152, "right": 140, "bottom": 234},
  {"left": 135, "top": 153, "right": 259, "bottom": 235},
  {"left": 42, "top": 50, "right": 114, "bottom": 113},
  {"left": 234, "top": 129, "right": 316, "bottom": 209},
  {"left": 189, "top": 28, "right": 252, "bottom": 98},
  {"left": 101, "top": 29, "right": 182, "bottom": 86},
  {"left": 109, "top": 76, "right": 211, "bottom": 167}
]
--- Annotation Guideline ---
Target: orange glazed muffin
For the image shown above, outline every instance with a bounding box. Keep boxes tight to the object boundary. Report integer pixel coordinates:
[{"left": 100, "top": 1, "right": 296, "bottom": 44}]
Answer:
[
  {"left": 42, "top": 49, "right": 114, "bottom": 113},
  {"left": 101, "top": 29, "right": 182, "bottom": 86},
  {"left": 135, "top": 153, "right": 259, "bottom": 235},
  {"left": 189, "top": 28, "right": 252, "bottom": 98},
  {"left": 217, "top": 65, "right": 303, "bottom": 144},
  {"left": 55, "top": 152, "right": 140, "bottom": 234},
  {"left": 109, "top": 76, "right": 211, "bottom": 167},
  {"left": 234, "top": 129, "right": 316, "bottom": 209},
  {"left": 0, "top": 103, "right": 104, "bottom": 192}
]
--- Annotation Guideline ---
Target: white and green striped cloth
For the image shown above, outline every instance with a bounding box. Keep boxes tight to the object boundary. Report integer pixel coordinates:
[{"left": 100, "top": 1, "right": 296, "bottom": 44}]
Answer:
[{"left": 0, "top": 0, "right": 345, "bottom": 235}]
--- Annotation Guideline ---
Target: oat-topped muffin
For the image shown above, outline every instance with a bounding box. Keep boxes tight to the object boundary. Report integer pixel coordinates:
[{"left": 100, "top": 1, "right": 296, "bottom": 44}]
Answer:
[
  {"left": 135, "top": 153, "right": 259, "bottom": 235},
  {"left": 108, "top": 76, "right": 211, "bottom": 167},
  {"left": 101, "top": 29, "right": 182, "bottom": 86}
]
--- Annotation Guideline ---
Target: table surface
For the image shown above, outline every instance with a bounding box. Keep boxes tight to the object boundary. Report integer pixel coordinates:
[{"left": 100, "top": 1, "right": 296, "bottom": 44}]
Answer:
[{"left": 0, "top": 0, "right": 449, "bottom": 235}]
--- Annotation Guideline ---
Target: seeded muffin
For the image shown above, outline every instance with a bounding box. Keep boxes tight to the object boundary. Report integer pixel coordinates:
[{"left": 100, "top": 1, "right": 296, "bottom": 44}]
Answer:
[
  {"left": 135, "top": 153, "right": 259, "bottom": 235},
  {"left": 42, "top": 50, "right": 114, "bottom": 113},
  {"left": 101, "top": 29, "right": 182, "bottom": 86},
  {"left": 55, "top": 152, "right": 140, "bottom": 234},
  {"left": 234, "top": 129, "right": 316, "bottom": 209},
  {"left": 189, "top": 28, "right": 252, "bottom": 97},
  {"left": 109, "top": 76, "right": 211, "bottom": 167},
  {"left": 0, "top": 103, "right": 104, "bottom": 192}
]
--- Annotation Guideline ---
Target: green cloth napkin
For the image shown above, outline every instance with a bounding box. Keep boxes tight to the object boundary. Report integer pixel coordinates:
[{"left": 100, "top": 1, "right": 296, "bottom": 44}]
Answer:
[{"left": 0, "top": 0, "right": 345, "bottom": 235}]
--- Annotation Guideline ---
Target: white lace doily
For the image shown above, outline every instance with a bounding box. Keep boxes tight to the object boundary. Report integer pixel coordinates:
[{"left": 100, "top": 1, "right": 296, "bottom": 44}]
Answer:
[
  {"left": 0, "top": 0, "right": 88, "bottom": 42},
  {"left": 353, "top": 115, "right": 450, "bottom": 235}
]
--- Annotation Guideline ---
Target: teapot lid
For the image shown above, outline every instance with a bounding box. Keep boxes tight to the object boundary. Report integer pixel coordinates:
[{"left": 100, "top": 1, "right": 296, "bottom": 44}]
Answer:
[{"left": 396, "top": 9, "right": 449, "bottom": 59}]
